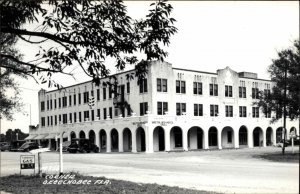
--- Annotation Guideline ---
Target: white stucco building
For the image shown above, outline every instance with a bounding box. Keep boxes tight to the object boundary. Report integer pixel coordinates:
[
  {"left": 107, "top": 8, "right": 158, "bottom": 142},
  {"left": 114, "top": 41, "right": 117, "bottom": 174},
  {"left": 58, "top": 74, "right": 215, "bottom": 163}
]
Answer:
[{"left": 27, "top": 61, "right": 298, "bottom": 153}]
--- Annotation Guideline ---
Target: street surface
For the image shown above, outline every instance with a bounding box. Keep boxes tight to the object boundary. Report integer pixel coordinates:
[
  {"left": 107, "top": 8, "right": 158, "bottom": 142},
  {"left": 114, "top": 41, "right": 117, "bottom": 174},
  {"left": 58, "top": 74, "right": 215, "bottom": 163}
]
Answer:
[{"left": 1, "top": 147, "right": 299, "bottom": 193}]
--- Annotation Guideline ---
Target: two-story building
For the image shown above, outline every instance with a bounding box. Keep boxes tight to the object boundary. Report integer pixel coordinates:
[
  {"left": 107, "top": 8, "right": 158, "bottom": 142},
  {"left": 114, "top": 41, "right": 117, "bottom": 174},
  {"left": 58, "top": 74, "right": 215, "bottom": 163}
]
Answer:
[{"left": 26, "top": 61, "right": 299, "bottom": 153}]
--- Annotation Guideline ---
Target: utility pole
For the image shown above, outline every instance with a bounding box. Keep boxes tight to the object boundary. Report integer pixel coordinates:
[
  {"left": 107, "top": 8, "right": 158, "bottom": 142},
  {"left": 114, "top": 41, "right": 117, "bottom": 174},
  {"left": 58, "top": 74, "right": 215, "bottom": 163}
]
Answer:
[{"left": 282, "top": 64, "right": 288, "bottom": 155}]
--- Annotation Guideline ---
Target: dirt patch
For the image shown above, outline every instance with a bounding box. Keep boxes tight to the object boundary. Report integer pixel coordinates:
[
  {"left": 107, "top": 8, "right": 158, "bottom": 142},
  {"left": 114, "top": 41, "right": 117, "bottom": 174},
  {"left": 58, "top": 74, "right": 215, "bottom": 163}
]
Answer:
[
  {"left": 0, "top": 174, "right": 220, "bottom": 194},
  {"left": 253, "top": 152, "right": 299, "bottom": 163}
]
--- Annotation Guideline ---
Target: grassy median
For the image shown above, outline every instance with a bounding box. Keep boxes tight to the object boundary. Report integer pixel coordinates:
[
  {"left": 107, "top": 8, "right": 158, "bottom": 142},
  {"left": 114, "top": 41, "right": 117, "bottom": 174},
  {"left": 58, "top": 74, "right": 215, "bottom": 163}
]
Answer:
[
  {"left": 0, "top": 173, "right": 219, "bottom": 194},
  {"left": 254, "top": 150, "right": 299, "bottom": 163}
]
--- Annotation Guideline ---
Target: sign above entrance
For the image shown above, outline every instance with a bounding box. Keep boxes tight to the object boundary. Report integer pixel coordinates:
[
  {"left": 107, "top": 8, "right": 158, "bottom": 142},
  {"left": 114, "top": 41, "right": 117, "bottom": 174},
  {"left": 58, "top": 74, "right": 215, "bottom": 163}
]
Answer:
[{"left": 152, "top": 121, "right": 173, "bottom": 126}]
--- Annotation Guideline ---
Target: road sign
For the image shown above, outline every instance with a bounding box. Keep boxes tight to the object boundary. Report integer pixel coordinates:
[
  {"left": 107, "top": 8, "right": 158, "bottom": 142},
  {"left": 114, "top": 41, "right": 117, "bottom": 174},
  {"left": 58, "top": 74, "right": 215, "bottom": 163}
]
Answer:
[
  {"left": 289, "top": 131, "right": 296, "bottom": 138},
  {"left": 20, "top": 155, "right": 35, "bottom": 169}
]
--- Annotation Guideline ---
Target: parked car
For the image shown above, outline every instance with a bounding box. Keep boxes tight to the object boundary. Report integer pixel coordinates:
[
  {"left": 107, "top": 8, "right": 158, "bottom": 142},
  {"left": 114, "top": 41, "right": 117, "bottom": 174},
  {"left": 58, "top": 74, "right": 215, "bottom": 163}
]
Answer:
[
  {"left": 57, "top": 141, "right": 71, "bottom": 152},
  {"left": 68, "top": 138, "right": 99, "bottom": 153},
  {"left": 0, "top": 142, "right": 10, "bottom": 151},
  {"left": 10, "top": 140, "right": 26, "bottom": 151},
  {"left": 276, "top": 139, "right": 290, "bottom": 147},
  {"left": 16, "top": 142, "right": 39, "bottom": 152}
]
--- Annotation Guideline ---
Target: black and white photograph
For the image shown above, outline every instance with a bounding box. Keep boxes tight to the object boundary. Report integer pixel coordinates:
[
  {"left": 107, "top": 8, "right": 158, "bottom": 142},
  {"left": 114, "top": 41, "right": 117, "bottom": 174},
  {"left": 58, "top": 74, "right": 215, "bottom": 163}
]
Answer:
[{"left": 0, "top": 0, "right": 299, "bottom": 193}]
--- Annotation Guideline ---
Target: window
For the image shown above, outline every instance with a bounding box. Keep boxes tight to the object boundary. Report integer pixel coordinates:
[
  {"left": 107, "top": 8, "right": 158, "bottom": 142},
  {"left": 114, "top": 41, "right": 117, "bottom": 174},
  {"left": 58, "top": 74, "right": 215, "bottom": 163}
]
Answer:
[
  {"left": 264, "top": 89, "right": 270, "bottom": 98},
  {"left": 97, "top": 109, "right": 100, "bottom": 120},
  {"left": 194, "top": 104, "right": 203, "bottom": 116},
  {"left": 50, "top": 100, "right": 52, "bottom": 109},
  {"left": 91, "top": 110, "right": 94, "bottom": 121},
  {"left": 73, "top": 94, "right": 76, "bottom": 105},
  {"left": 97, "top": 89, "right": 100, "bottom": 101},
  {"left": 55, "top": 115, "right": 57, "bottom": 125},
  {"left": 62, "top": 96, "right": 67, "bottom": 107},
  {"left": 210, "top": 105, "right": 219, "bottom": 117},
  {"left": 103, "top": 88, "right": 106, "bottom": 100},
  {"left": 59, "top": 98, "right": 61, "bottom": 108},
  {"left": 239, "top": 87, "right": 246, "bottom": 98},
  {"left": 54, "top": 99, "right": 57, "bottom": 109},
  {"left": 264, "top": 106, "right": 271, "bottom": 118},
  {"left": 103, "top": 108, "right": 107, "bottom": 119},
  {"left": 83, "top": 92, "right": 89, "bottom": 103},
  {"left": 127, "top": 82, "right": 130, "bottom": 93},
  {"left": 79, "top": 112, "right": 82, "bottom": 122},
  {"left": 227, "top": 131, "right": 232, "bottom": 143},
  {"left": 84, "top": 110, "right": 89, "bottom": 121},
  {"left": 47, "top": 116, "right": 49, "bottom": 126},
  {"left": 239, "top": 106, "right": 247, "bottom": 117},
  {"left": 209, "top": 84, "right": 218, "bottom": 96},
  {"left": 109, "top": 107, "right": 112, "bottom": 119},
  {"left": 252, "top": 107, "right": 259, "bottom": 118},
  {"left": 41, "top": 117, "right": 45, "bottom": 127},
  {"left": 127, "top": 105, "right": 131, "bottom": 116},
  {"left": 225, "top": 85, "right": 233, "bottom": 97},
  {"left": 252, "top": 88, "right": 259, "bottom": 99},
  {"left": 109, "top": 86, "right": 112, "bottom": 99},
  {"left": 193, "top": 82, "right": 202, "bottom": 95},
  {"left": 62, "top": 114, "right": 67, "bottom": 124},
  {"left": 59, "top": 115, "right": 61, "bottom": 123},
  {"left": 78, "top": 93, "right": 81, "bottom": 105},
  {"left": 69, "top": 95, "right": 72, "bottom": 106},
  {"left": 157, "top": 102, "right": 168, "bottom": 115},
  {"left": 47, "top": 100, "right": 49, "bottom": 110},
  {"left": 91, "top": 90, "right": 94, "bottom": 97},
  {"left": 41, "top": 101, "right": 45, "bottom": 111},
  {"left": 50, "top": 116, "right": 53, "bottom": 126},
  {"left": 139, "top": 79, "right": 148, "bottom": 93},
  {"left": 225, "top": 105, "right": 233, "bottom": 117},
  {"left": 176, "top": 80, "right": 186, "bottom": 94},
  {"left": 74, "top": 112, "right": 77, "bottom": 123},
  {"left": 157, "top": 78, "right": 167, "bottom": 92},
  {"left": 176, "top": 103, "right": 186, "bottom": 116},
  {"left": 69, "top": 113, "right": 72, "bottom": 123},
  {"left": 140, "top": 102, "right": 148, "bottom": 116}
]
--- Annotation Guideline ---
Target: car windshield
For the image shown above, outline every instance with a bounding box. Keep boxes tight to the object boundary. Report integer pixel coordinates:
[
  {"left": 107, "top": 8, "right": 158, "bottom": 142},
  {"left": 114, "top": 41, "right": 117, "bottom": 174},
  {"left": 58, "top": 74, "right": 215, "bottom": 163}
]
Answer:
[{"left": 19, "top": 143, "right": 31, "bottom": 149}]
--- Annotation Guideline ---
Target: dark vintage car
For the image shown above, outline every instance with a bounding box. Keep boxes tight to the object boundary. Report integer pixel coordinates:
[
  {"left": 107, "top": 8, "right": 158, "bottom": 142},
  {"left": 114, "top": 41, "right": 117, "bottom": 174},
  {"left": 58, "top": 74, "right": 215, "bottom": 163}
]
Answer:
[
  {"left": 68, "top": 138, "right": 99, "bottom": 153},
  {"left": 57, "top": 141, "right": 71, "bottom": 152},
  {"left": 0, "top": 142, "right": 10, "bottom": 151},
  {"left": 15, "top": 142, "right": 39, "bottom": 152}
]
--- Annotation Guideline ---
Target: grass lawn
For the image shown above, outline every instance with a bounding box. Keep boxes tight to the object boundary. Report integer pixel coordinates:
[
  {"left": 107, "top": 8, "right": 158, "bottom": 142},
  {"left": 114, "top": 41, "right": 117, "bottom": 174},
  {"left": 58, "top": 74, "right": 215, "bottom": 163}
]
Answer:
[
  {"left": 0, "top": 173, "right": 219, "bottom": 194},
  {"left": 254, "top": 150, "right": 299, "bottom": 163}
]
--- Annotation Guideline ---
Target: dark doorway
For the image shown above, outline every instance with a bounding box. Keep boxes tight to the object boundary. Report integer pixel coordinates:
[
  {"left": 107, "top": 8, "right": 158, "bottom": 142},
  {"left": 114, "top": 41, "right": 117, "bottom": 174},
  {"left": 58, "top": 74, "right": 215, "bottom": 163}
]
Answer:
[
  {"left": 209, "top": 127, "right": 218, "bottom": 147},
  {"left": 253, "top": 127, "right": 262, "bottom": 147},
  {"left": 111, "top": 129, "right": 119, "bottom": 151},
  {"left": 99, "top": 130, "right": 106, "bottom": 152}
]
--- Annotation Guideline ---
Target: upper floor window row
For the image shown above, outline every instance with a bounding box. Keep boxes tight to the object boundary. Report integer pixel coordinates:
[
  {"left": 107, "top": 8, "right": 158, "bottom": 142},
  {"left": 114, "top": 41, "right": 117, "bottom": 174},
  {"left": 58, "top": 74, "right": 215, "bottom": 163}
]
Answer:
[{"left": 225, "top": 85, "right": 232, "bottom": 97}]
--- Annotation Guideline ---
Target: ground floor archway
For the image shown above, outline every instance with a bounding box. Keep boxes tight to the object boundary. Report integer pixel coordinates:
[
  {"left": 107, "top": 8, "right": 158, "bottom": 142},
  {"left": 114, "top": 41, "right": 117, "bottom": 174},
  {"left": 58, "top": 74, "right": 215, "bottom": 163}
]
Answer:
[
  {"left": 266, "top": 127, "right": 273, "bottom": 146},
  {"left": 208, "top": 127, "right": 218, "bottom": 148},
  {"left": 170, "top": 126, "right": 183, "bottom": 150},
  {"left": 88, "top": 130, "right": 95, "bottom": 144},
  {"left": 239, "top": 126, "right": 247, "bottom": 146},
  {"left": 253, "top": 127, "right": 263, "bottom": 147},
  {"left": 79, "top": 130, "right": 86, "bottom": 139},
  {"left": 99, "top": 129, "right": 107, "bottom": 152},
  {"left": 111, "top": 129, "right": 119, "bottom": 152},
  {"left": 70, "top": 131, "right": 76, "bottom": 140},
  {"left": 136, "top": 127, "right": 146, "bottom": 152},
  {"left": 276, "top": 127, "right": 283, "bottom": 143},
  {"left": 188, "top": 127, "right": 203, "bottom": 150},
  {"left": 153, "top": 126, "right": 165, "bottom": 152},
  {"left": 221, "top": 126, "right": 234, "bottom": 148},
  {"left": 123, "top": 128, "right": 132, "bottom": 152}
]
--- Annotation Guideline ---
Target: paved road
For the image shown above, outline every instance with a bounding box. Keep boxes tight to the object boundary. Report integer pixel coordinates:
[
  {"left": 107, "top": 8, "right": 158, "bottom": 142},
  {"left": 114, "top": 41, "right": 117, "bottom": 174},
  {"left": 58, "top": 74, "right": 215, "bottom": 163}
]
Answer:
[{"left": 1, "top": 147, "right": 299, "bottom": 193}]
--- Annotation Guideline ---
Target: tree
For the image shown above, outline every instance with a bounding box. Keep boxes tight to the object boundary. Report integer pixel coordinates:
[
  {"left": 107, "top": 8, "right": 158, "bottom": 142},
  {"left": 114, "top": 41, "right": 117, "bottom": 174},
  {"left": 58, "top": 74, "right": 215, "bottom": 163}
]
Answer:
[
  {"left": 257, "top": 40, "right": 300, "bottom": 155},
  {"left": 0, "top": 0, "right": 177, "bottom": 119},
  {"left": 0, "top": 33, "right": 26, "bottom": 120}
]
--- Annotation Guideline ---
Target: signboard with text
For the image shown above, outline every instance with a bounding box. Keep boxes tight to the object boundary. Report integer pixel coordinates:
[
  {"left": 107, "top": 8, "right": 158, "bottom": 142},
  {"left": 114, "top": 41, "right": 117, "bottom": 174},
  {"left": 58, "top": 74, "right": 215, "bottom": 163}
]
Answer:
[{"left": 20, "top": 155, "right": 35, "bottom": 169}]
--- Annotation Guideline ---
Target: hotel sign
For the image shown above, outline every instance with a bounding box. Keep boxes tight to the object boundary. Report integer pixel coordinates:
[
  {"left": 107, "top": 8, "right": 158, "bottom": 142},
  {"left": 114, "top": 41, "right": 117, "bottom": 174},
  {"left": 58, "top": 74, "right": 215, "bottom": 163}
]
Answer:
[{"left": 152, "top": 121, "right": 173, "bottom": 126}]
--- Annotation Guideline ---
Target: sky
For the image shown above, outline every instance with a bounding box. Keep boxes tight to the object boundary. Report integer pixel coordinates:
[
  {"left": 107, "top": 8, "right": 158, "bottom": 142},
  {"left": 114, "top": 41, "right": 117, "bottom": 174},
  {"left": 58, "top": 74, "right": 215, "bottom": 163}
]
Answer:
[{"left": 1, "top": 1, "right": 299, "bottom": 133}]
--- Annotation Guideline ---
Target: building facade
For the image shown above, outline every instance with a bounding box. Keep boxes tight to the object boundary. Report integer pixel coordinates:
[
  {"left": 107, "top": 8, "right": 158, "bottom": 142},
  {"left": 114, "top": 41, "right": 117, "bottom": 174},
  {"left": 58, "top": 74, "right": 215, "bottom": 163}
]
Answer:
[{"left": 27, "top": 61, "right": 299, "bottom": 153}]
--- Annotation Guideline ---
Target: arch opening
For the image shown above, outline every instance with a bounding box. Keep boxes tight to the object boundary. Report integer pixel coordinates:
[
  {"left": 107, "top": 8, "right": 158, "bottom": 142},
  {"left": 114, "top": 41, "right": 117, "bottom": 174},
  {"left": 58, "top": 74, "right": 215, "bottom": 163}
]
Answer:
[
  {"left": 253, "top": 127, "right": 263, "bottom": 147},
  {"left": 111, "top": 129, "right": 119, "bottom": 152},
  {"left": 170, "top": 126, "right": 183, "bottom": 150},
  {"left": 153, "top": 126, "right": 165, "bottom": 152},
  {"left": 266, "top": 127, "right": 273, "bottom": 146},
  {"left": 239, "top": 126, "right": 248, "bottom": 147},
  {"left": 221, "top": 126, "right": 234, "bottom": 148},
  {"left": 136, "top": 127, "right": 146, "bottom": 152},
  {"left": 99, "top": 129, "right": 107, "bottom": 152},
  {"left": 208, "top": 127, "right": 218, "bottom": 148},
  {"left": 188, "top": 127, "right": 204, "bottom": 150},
  {"left": 123, "top": 128, "right": 132, "bottom": 152}
]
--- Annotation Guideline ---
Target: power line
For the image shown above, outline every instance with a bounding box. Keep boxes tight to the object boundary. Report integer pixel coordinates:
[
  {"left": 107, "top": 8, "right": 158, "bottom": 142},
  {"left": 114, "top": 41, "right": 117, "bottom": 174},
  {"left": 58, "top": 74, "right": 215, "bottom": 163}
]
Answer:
[{"left": 19, "top": 87, "right": 40, "bottom": 91}]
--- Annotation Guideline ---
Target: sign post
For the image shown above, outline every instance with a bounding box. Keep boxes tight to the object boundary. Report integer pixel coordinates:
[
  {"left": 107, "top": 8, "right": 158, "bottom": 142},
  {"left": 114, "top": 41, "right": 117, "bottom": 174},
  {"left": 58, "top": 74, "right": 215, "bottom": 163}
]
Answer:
[
  {"left": 289, "top": 131, "right": 296, "bottom": 154},
  {"left": 20, "top": 155, "right": 35, "bottom": 175}
]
